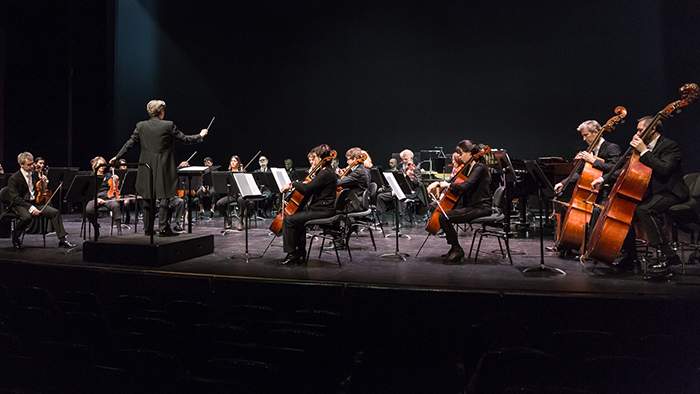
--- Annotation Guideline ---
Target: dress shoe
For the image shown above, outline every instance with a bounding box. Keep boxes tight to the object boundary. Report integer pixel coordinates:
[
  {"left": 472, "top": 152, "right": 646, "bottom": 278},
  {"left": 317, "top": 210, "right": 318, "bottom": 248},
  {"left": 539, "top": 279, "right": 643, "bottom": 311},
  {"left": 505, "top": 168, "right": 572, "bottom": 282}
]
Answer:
[
  {"left": 58, "top": 239, "right": 76, "bottom": 248},
  {"left": 159, "top": 228, "right": 179, "bottom": 237},
  {"left": 278, "top": 253, "right": 298, "bottom": 265},
  {"left": 224, "top": 220, "right": 232, "bottom": 230},
  {"left": 612, "top": 255, "right": 639, "bottom": 271},
  {"left": 210, "top": 209, "right": 215, "bottom": 218},
  {"left": 93, "top": 224, "right": 101, "bottom": 239},
  {"left": 237, "top": 220, "right": 245, "bottom": 231},
  {"left": 444, "top": 248, "right": 465, "bottom": 263},
  {"left": 173, "top": 223, "right": 184, "bottom": 232},
  {"left": 648, "top": 254, "right": 681, "bottom": 272},
  {"left": 11, "top": 231, "right": 21, "bottom": 250},
  {"left": 441, "top": 246, "right": 457, "bottom": 259}
]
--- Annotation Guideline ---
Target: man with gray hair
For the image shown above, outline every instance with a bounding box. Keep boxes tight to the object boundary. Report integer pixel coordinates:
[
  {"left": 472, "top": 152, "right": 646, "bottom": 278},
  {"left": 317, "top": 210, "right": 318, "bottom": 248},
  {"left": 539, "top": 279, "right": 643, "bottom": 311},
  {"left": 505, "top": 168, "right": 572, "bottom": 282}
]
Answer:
[
  {"left": 111, "top": 100, "right": 209, "bottom": 236},
  {"left": 3, "top": 151, "right": 75, "bottom": 249}
]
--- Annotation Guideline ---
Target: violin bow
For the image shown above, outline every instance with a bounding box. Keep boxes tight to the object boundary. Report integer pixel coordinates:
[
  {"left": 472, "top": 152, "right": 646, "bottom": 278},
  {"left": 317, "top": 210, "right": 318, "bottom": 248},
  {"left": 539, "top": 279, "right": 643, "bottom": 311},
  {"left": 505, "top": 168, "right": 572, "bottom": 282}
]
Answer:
[
  {"left": 242, "top": 150, "right": 262, "bottom": 172},
  {"left": 185, "top": 151, "right": 197, "bottom": 165},
  {"left": 38, "top": 181, "right": 63, "bottom": 213}
]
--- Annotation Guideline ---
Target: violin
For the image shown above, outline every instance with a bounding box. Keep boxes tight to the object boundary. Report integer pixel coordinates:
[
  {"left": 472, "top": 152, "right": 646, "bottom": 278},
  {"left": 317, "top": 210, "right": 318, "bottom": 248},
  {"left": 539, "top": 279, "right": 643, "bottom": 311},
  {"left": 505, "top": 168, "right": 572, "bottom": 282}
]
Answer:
[
  {"left": 269, "top": 150, "right": 337, "bottom": 235},
  {"left": 425, "top": 145, "right": 491, "bottom": 235},
  {"left": 403, "top": 162, "right": 416, "bottom": 177},
  {"left": 35, "top": 166, "right": 52, "bottom": 205},
  {"left": 553, "top": 106, "right": 627, "bottom": 253},
  {"left": 584, "top": 83, "right": 699, "bottom": 264},
  {"left": 108, "top": 175, "right": 120, "bottom": 200},
  {"left": 337, "top": 152, "right": 368, "bottom": 191}
]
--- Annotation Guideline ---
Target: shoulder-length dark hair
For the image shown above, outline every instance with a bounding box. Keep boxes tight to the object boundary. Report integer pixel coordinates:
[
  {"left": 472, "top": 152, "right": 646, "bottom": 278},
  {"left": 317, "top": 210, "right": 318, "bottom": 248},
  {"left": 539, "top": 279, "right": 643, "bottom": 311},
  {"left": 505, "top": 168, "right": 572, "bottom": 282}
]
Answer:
[{"left": 311, "top": 144, "right": 332, "bottom": 166}]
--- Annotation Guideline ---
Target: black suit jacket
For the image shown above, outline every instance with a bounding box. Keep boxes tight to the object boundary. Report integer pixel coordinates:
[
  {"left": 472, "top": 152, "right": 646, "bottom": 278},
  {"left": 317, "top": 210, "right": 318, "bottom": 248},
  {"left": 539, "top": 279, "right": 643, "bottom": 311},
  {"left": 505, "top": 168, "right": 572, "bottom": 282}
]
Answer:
[
  {"left": 7, "top": 170, "right": 38, "bottom": 210},
  {"left": 337, "top": 165, "right": 370, "bottom": 212},
  {"left": 115, "top": 117, "right": 203, "bottom": 199},
  {"left": 560, "top": 140, "right": 622, "bottom": 187},
  {"left": 639, "top": 135, "right": 689, "bottom": 201}
]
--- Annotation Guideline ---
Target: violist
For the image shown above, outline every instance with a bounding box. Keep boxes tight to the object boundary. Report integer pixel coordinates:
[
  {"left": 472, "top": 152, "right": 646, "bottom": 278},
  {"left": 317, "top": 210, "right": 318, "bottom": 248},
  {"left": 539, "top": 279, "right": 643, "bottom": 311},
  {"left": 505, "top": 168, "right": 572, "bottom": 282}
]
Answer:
[
  {"left": 426, "top": 140, "right": 491, "bottom": 263},
  {"left": 591, "top": 117, "right": 689, "bottom": 271},
  {"left": 336, "top": 147, "right": 370, "bottom": 213},
  {"left": 278, "top": 144, "right": 338, "bottom": 265},
  {"left": 85, "top": 156, "right": 123, "bottom": 238}
]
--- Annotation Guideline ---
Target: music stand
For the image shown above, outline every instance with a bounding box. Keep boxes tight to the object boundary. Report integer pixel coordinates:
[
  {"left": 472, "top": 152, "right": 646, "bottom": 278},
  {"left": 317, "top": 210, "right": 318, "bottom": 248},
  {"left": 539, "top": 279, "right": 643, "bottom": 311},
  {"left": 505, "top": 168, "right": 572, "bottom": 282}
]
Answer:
[
  {"left": 47, "top": 167, "right": 79, "bottom": 214},
  {"left": 522, "top": 160, "right": 565, "bottom": 275},
  {"left": 380, "top": 172, "right": 410, "bottom": 261},
  {"left": 370, "top": 166, "right": 387, "bottom": 190},
  {"left": 259, "top": 168, "right": 293, "bottom": 258},
  {"left": 64, "top": 174, "right": 95, "bottom": 241},
  {"left": 178, "top": 165, "right": 214, "bottom": 233},
  {"left": 212, "top": 172, "right": 238, "bottom": 235},
  {"left": 229, "top": 173, "right": 264, "bottom": 262}
]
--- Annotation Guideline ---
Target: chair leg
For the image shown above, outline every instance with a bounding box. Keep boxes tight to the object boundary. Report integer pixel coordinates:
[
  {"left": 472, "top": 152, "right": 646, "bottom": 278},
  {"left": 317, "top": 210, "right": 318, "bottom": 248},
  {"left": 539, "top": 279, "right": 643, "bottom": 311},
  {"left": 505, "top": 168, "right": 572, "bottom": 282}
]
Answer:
[
  {"left": 468, "top": 229, "right": 481, "bottom": 259},
  {"left": 503, "top": 235, "right": 513, "bottom": 265},
  {"left": 474, "top": 233, "right": 485, "bottom": 263},
  {"left": 368, "top": 227, "right": 376, "bottom": 251}
]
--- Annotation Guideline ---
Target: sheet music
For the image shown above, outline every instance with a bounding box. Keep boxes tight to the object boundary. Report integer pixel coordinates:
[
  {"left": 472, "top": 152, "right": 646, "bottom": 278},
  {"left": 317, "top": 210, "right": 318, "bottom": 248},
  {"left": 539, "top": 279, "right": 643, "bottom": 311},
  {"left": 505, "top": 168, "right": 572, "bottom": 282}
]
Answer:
[
  {"left": 177, "top": 165, "right": 212, "bottom": 174},
  {"left": 383, "top": 172, "right": 406, "bottom": 201},
  {"left": 271, "top": 168, "right": 291, "bottom": 190},
  {"left": 233, "top": 173, "right": 262, "bottom": 198}
]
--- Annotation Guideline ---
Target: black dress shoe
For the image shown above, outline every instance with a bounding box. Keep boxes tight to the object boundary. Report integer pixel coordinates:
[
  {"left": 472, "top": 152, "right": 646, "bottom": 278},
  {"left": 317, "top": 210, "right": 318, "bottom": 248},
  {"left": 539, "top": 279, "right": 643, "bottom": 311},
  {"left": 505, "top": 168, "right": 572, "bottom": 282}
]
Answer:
[
  {"left": 159, "top": 228, "right": 179, "bottom": 237},
  {"left": 145, "top": 229, "right": 155, "bottom": 236},
  {"left": 648, "top": 254, "right": 681, "bottom": 271},
  {"left": 612, "top": 256, "right": 639, "bottom": 271},
  {"left": 58, "top": 240, "right": 76, "bottom": 248},
  {"left": 11, "top": 231, "right": 21, "bottom": 250},
  {"left": 441, "top": 246, "right": 456, "bottom": 259},
  {"left": 444, "top": 248, "right": 464, "bottom": 263},
  {"left": 279, "top": 253, "right": 298, "bottom": 265}
]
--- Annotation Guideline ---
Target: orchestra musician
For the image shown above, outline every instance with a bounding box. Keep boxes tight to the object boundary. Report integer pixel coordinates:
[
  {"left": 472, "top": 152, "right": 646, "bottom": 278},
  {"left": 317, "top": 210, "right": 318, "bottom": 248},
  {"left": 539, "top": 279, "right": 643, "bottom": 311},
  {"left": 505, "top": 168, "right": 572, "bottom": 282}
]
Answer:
[
  {"left": 253, "top": 156, "right": 274, "bottom": 218},
  {"left": 117, "top": 158, "right": 133, "bottom": 225},
  {"left": 426, "top": 140, "right": 491, "bottom": 262},
  {"left": 3, "top": 152, "right": 75, "bottom": 249},
  {"left": 278, "top": 144, "right": 338, "bottom": 265},
  {"left": 591, "top": 116, "right": 689, "bottom": 271},
  {"left": 336, "top": 147, "right": 370, "bottom": 213},
  {"left": 215, "top": 155, "right": 252, "bottom": 231},
  {"left": 388, "top": 158, "right": 398, "bottom": 171},
  {"left": 85, "top": 156, "right": 123, "bottom": 237},
  {"left": 376, "top": 149, "right": 421, "bottom": 229},
  {"left": 198, "top": 157, "right": 216, "bottom": 218},
  {"left": 284, "top": 159, "right": 298, "bottom": 182},
  {"left": 111, "top": 99, "right": 208, "bottom": 237}
]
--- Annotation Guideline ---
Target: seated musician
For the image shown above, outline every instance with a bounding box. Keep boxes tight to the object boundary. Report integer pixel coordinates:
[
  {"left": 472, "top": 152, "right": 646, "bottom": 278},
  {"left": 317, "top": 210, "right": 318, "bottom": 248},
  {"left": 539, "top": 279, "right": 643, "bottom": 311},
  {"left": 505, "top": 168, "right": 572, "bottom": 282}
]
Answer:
[
  {"left": 253, "top": 156, "right": 274, "bottom": 218},
  {"left": 376, "top": 149, "right": 421, "bottom": 228},
  {"left": 426, "top": 140, "right": 491, "bottom": 262},
  {"left": 336, "top": 147, "right": 370, "bottom": 213},
  {"left": 552, "top": 120, "right": 621, "bottom": 256},
  {"left": 592, "top": 116, "right": 688, "bottom": 271},
  {"left": 284, "top": 159, "right": 298, "bottom": 182},
  {"left": 214, "top": 155, "right": 251, "bottom": 231},
  {"left": 117, "top": 158, "right": 133, "bottom": 225},
  {"left": 278, "top": 144, "right": 338, "bottom": 265},
  {"left": 85, "top": 156, "right": 124, "bottom": 237},
  {"left": 197, "top": 157, "right": 216, "bottom": 218},
  {"left": 4, "top": 152, "right": 76, "bottom": 249}
]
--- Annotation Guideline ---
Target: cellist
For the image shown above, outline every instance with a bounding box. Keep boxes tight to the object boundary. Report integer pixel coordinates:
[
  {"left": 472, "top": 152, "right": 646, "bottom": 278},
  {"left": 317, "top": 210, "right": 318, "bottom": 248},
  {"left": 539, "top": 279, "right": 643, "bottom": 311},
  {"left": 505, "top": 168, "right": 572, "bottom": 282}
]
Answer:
[
  {"left": 552, "top": 120, "right": 621, "bottom": 255},
  {"left": 278, "top": 144, "right": 338, "bottom": 266},
  {"left": 426, "top": 140, "right": 491, "bottom": 263},
  {"left": 591, "top": 117, "right": 689, "bottom": 271}
]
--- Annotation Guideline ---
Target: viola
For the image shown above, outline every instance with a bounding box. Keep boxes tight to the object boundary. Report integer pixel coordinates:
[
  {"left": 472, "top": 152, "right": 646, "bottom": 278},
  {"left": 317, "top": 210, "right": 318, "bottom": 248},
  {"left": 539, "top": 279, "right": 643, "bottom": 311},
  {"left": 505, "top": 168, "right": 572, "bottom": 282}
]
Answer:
[
  {"left": 584, "top": 83, "right": 699, "bottom": 264},
  {"left": 269, "top": 150, "right": 337, "bottom": 235},
  {"left": 337, "top": 152, "right": 368, "bottom": 191},
  {"left": 554, "top": 106, "right": 627, "bottom": 252},
  {"left": 425, "top": 145, "right": 491, "bottom": 235},
  {"left": 35, "top": 167, "right": 52, "bottom": 205},
  {"left": 108, "top": 175, "right": 120, "bottom": 200}
]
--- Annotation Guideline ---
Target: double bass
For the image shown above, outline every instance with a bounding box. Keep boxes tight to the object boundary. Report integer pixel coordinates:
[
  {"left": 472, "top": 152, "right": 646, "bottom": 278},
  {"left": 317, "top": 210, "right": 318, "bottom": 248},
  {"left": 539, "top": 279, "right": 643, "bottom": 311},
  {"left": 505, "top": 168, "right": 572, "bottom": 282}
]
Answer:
[
  {"left": 554, "top": 106, "right": 627, "bottom": 252},
  {"left": 425, "top": 145, "right": 491, "bottom": 235},
  {"left": 269, "top": 150, "right": 337, "bottom": 235},
  {"left": 584, "top": 83, "right": 699, "bottom": 264}
]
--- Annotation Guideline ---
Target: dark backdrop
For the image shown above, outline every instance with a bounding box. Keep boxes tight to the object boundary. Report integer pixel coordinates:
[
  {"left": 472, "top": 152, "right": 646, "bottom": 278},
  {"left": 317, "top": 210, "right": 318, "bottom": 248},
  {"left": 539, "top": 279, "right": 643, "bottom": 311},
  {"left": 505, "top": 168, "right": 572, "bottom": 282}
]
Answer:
[{"left": 1, "top": 0, "right": 698, "bottom": 174}]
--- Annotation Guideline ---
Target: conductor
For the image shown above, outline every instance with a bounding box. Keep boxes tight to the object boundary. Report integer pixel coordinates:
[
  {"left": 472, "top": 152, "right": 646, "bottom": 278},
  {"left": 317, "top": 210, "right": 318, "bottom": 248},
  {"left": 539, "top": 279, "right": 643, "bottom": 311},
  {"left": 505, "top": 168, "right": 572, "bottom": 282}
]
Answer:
[{"left": 111, "top": 100, "right": 208, "bottom": 236}]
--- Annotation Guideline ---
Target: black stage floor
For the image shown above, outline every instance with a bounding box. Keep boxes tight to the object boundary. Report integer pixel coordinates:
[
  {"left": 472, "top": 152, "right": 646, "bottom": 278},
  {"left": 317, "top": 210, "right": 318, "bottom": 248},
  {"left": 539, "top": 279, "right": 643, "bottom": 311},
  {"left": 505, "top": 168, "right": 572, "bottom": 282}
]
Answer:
[{"left": 3, "top": 213, "right": 700, "bottom": 300}]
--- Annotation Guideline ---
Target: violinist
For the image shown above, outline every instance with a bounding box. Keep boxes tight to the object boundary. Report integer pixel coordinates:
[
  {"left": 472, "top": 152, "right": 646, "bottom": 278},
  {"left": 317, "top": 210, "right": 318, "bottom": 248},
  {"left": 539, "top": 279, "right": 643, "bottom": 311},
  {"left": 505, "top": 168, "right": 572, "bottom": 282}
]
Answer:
[
  {"left": 284, "top": 159, "right": 298, "bottom": 182},
  {"left": 336, "top": 147, "right": 370, "bottom": 213},
  {"left": 278, "top": 144, "right": 338, "bottom": 265},
  {"left": 85, "top": 156, "right": 123, "bottom": 237},
  {"left": 215, "top": 155, "right": 250, "bottom": 230},
  {"left": 591, "top": 117, "right": 689, "bottom": 271},
  {"left": 376, "top": 149, "right": 421, "bottom": 228},
  {"left": 4, "top": 152, "right": 75, "bottom": 249},
  {"left": 426, "top": 140, "right": 491, "bottom": 262}
]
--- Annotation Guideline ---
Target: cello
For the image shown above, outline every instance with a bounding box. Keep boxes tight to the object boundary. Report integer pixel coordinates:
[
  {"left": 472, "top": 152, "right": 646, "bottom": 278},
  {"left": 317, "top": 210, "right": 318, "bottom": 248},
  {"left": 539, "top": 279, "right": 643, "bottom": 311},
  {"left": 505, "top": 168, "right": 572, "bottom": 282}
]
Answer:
[
  {"left": 584, "top": 83, "right": 699, "bottom": 265},
  {"left": 269, "top": 150, "right": 337, "bottom": 235},
  {"left": 554, "top": 106, "right": 627, "bottom": 252},
  {"left": 425, "top": 145, "right": 491, "bottom": 235}
]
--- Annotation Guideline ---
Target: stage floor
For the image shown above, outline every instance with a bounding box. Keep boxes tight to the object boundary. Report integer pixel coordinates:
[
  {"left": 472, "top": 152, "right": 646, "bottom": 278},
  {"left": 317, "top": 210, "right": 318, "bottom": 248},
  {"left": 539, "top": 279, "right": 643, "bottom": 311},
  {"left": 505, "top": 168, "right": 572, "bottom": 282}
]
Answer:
[{"left": 2, "top": 213, "right": 700, "bottom": 299}]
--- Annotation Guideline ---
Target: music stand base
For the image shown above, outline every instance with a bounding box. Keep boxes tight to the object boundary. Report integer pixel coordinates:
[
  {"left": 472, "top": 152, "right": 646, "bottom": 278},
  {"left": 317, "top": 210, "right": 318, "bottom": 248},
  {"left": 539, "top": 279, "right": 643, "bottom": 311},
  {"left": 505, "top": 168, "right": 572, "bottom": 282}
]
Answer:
[
  {"left": 380, "top": 252, "right": 409, "bottom": 261},
  {"left": 523, "top": 263, "right": 566, "bottom": 275}
]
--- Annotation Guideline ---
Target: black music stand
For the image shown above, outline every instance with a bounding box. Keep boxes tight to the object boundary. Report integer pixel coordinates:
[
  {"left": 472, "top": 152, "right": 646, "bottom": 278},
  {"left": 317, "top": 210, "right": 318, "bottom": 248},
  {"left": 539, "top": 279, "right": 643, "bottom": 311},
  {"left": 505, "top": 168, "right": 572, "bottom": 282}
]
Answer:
[
  {"left": 253, "top": 171, "right": 277, "bottom": 221},
  {"left": 228, "top": 173, "right": 264, "bottom": 263},
  {"left": 260, "top": 169, "right": 293, "bottom": 258},
  {"left": 178, "top": 166, "right": 215, "bottom": 233},
  {"left": 47, "top": 167, "right": 79, "bottom": 214},
  {"left": 380, "top": 172, "right": 410, "bottom": 261},
  {"left": 522, "top": 160, "right": 566, "bottom": 275},
  {"left": 212, "top": 171, "right": 238, "bottom": 235},
  {"left": 64, "top": 174, "right": 95, "bottom": 241}
]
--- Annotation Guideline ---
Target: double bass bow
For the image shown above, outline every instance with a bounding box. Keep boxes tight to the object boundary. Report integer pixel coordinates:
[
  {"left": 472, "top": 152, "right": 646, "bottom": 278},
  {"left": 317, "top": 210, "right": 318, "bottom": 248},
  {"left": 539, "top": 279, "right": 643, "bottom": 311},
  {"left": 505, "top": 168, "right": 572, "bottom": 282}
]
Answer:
[
  {"left": 269, "top": 150, "right": 337, "bottom": 235},
  {"left": 425, "top": 145, "right": 491, "bottom": 235},
  {"left": 584, "top": 83, "right": 699, "bottom": 265},
  {"left": 553, "top": 106, "right": 627, "bottom": 253}
]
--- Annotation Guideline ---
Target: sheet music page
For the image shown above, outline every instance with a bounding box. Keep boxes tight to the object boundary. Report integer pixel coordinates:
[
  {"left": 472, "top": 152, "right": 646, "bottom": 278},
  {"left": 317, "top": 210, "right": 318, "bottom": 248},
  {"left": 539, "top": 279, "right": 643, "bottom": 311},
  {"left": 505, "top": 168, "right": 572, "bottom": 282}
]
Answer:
[
  {"left": 271, "top": 168, "right": 291, "bottom": 190},
  {"left": 233, "top": 173, "right": 262, "bottom": 198},
  {"left": 383, "top": 172, "right": 406, "bottom": 200},
  {"left": 178, "top": 166, "right": 210, "bottom": 173}
]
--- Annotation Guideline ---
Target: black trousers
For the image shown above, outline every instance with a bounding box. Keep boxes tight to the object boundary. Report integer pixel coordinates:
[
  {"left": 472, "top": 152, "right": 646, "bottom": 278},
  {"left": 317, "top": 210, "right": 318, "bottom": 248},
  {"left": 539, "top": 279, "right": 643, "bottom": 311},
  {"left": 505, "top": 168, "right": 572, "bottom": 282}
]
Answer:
[
  {"left": 438, "top": 204, "right": 491, "bottom": 247},
  {"left": 623, "top": 190, "right": 681, "bottom": 256},
  {"left": 13, "top": 203, "right": 67, "bottom": 240},
  {"left": 85, "top": 199, "right": 122, "bottom": 225},
  {"left": 141, "top": 197, "right": 174, "bottom": 232},
  {"left": 282, "top": 208, "right": 335, "bottom": 254}
]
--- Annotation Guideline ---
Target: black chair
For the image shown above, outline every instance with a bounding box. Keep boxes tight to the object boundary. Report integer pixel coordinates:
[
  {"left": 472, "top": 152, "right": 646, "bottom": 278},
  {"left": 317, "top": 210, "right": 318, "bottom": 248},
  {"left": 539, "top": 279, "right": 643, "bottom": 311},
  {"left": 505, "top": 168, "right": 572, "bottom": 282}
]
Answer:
[
  {"left": 305, "top": 189, "right": 351, "bottom": 266},
  {"left": 666, "top": 172, "right": 700, "bottom": 273},
  {"left": 346, "top": 189, "right": 377, "bottom": 251},
  {"left": 468, "top": 185, "right": 513, "bottom": 264},
  {"left": 0, "top": 186, "right": 47, "bottom": 247}
]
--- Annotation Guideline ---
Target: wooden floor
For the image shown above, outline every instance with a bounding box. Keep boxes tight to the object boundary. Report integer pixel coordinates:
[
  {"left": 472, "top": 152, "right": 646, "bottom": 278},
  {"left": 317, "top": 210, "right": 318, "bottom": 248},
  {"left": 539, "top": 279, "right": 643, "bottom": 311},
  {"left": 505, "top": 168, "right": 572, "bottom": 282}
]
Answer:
[{"left": 2, "top": 213, "right": 700, "bottom": 300}]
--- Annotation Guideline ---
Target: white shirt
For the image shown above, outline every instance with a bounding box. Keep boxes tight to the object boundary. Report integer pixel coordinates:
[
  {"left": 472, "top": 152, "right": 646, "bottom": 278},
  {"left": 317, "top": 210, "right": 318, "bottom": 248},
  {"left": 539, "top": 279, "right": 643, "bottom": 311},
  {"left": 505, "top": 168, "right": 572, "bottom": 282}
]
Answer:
[{"left": 19, "top": 168, "right": 38, "bottom": 213}]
